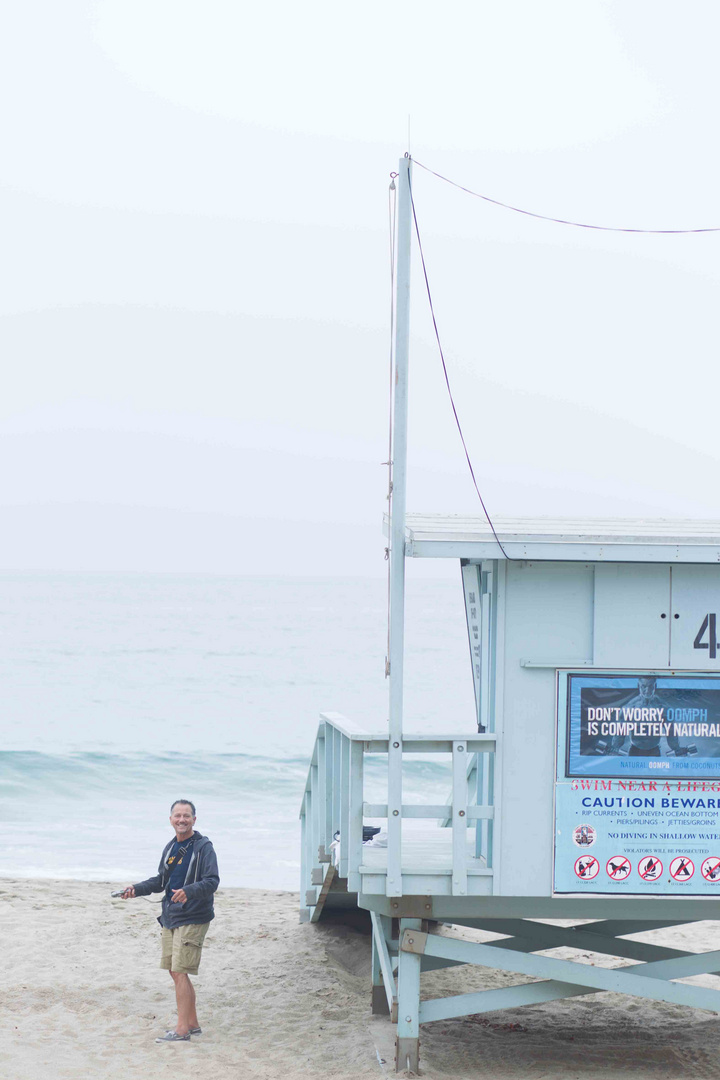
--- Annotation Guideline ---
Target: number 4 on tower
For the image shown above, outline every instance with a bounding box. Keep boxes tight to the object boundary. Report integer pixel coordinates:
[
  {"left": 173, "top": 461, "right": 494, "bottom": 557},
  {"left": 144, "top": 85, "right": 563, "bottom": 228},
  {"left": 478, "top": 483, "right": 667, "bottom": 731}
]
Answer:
[{"left": 693, "top": 613, "right": 718, "bottom": 660}]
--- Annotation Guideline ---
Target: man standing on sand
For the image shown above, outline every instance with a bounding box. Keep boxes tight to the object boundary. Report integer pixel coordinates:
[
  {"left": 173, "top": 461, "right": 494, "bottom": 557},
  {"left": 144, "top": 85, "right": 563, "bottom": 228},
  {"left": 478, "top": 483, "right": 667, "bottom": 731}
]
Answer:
[{"left": 120, "top": 799, "right": 219, "bottom": 1043}]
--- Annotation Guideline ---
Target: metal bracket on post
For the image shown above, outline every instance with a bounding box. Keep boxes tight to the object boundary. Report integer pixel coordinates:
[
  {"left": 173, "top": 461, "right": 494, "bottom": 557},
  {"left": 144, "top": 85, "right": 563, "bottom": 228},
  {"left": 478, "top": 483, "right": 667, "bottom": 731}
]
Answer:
[{"left": 400, "top": 929, "right": 428, "bottom": 955}]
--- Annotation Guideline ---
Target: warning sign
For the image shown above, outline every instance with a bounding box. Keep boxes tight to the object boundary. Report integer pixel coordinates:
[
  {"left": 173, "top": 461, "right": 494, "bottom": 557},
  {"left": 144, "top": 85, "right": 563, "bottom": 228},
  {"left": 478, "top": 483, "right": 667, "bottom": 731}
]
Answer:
[
  {"left": 701, "top": 857, "right": 720, "bottom": 883},
  {"left": 572, "top": 824, "right": 596, "bottom": 847},
  {"left": 638, "top": 856, "right": 663, "bottom": 881},
  {"left": 555, "top": 672, "right": 720, "bottom": 895},
  {"left": 606, "top": 855, "right": 631, "bottom": 880},
  {"left": 669, "top": 857, "right": 695, "bottom": 882},
  {"left": 574, "top": 855, "right": 599, "bottom": 880}
]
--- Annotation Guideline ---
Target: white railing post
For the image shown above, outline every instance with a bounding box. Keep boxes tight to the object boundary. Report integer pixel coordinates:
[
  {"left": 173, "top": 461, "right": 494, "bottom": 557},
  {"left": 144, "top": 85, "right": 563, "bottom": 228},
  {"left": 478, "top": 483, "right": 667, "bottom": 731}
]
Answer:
[
  {"left": 477, "top": 753, "right": 486, "bottom": 859},
  {"left": 300, "top": 792, "right": 309, "bottom": 918},
  {"left": 451, "top": 740, "right": 468, "bottom": 895},
  {"left": 324, "top": 724, "right": 334, "bottom": 847},
  {"left": 317, "top": 725, "right": 327, "bottom": 860},
  {"left": 487, "top": 756, "right": 495, "bottom": 870},
  {"left": 304, "top": 788, "right": 316, "bottom": 907},
  {"left": 348, "top": 740, "right": 364, "bottom": 892},
  {"left": 340, "top": 735, "right": 351, "bottom": 879},
  {"left": 333, "top": 726, "right": 342, "bottom": 841},
  {"left": 311, "top": 756, "right": 319, "bottom": 866}
]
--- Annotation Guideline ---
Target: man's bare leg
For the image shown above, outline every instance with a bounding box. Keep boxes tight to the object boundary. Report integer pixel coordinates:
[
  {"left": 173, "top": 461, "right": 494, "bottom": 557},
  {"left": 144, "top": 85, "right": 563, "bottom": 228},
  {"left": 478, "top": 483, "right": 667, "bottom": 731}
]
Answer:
[{"left": 169, "top": 971, "right": 199, "bottom": 1034}]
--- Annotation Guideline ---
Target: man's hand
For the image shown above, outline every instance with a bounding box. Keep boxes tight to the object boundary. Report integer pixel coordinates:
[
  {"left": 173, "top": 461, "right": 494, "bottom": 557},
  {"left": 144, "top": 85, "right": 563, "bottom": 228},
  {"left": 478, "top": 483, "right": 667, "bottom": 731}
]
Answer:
[
  {"left": 171, "top": 888, "right": 187, "bottom": 904},
  {"left": 120, "top": 886, "right": 135, "bottom": 899}
]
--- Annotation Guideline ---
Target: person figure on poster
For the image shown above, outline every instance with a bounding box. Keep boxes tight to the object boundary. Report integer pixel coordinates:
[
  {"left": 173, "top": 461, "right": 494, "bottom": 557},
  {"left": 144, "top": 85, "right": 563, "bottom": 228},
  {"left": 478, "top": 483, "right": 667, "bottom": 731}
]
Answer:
[
  {"left": 119, "top": 800, "right": 219, "bottom": 1042},
  {"left": 611, "top": 676, "right": 688, "bottom": 757}
]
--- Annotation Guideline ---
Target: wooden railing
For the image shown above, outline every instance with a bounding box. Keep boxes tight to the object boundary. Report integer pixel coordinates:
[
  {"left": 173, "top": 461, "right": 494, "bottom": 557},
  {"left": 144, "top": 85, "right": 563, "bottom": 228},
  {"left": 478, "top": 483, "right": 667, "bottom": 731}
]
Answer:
[{"left": 300, "top": 712, "right": 497, "bottom": 919}]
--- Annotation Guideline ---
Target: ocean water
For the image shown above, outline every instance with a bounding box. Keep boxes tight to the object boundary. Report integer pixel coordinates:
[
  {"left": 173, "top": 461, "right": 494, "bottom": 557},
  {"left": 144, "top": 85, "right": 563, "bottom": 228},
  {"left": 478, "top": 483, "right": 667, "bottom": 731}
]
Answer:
[{"left": 0, "top": 572, "right": 476, "bottom": 889}]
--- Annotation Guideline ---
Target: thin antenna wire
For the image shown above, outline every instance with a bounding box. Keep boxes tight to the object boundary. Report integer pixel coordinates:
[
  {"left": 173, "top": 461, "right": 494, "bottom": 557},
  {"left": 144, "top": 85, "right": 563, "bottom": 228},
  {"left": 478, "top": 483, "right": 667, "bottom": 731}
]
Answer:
[
  {"left": 415, "top": 159, "right": 720, "bottom": 235},
  {"left": 408, "top": 172, "right": 512, "bottom": 559}
]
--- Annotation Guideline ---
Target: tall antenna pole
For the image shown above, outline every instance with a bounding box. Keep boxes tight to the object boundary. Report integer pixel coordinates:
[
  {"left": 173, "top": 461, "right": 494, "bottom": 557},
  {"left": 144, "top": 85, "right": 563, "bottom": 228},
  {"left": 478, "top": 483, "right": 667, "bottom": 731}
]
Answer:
[{"left": 386, "top": 154, "right": 412, "bottom": 898}]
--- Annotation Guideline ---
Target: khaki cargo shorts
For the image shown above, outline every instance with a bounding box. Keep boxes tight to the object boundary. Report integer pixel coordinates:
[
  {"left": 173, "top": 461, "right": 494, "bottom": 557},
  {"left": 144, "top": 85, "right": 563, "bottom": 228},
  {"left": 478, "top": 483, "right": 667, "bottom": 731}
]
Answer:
[{"left": 160, "top": 922, "right": 210, "bottom": 975}]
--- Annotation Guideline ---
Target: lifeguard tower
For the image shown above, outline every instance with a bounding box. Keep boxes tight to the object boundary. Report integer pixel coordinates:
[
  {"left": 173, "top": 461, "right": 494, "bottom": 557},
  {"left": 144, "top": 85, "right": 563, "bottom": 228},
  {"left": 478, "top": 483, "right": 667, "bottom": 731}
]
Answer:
[{"left": 300, "top": 159, "right": 720, "bottom": 1073}]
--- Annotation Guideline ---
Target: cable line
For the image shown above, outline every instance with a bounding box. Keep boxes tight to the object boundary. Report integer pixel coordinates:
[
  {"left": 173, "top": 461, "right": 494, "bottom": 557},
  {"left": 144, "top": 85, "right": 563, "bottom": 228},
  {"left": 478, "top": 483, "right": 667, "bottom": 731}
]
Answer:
[
  {"left": 415, "top": 160, "right": 720, "bottom": 235},
  {"left": 408, "top": 171, "right": 512, "bottom": 559}
]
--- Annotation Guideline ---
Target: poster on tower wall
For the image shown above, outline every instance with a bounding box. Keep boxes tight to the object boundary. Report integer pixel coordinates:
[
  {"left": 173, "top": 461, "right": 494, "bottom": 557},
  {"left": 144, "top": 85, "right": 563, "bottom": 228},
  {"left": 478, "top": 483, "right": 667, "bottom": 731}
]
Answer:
[
  {"left": 554, "top": 671, "right": 720, "bottom": 896},
  {"left": 565, "top": 672, "right": 720, "bottom": 780}
]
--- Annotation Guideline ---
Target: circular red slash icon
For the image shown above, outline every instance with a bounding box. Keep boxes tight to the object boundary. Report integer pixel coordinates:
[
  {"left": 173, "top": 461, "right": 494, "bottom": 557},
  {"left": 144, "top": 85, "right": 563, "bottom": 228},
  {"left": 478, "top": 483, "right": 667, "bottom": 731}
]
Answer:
[
  {"left": 701, "top": 857, "right": 720, "bottom": 883},
  {"left": 606, "top": 855, "right": 631, "bottom": 879},
  {"left": 574, "top": 855, "right": 599, "bottom": 880},
  {"left": 670, "top": 856, "right": 695, "bottom": 881},
  {"left": 638, "top": 856, "right": 663, "bottom": 881}
]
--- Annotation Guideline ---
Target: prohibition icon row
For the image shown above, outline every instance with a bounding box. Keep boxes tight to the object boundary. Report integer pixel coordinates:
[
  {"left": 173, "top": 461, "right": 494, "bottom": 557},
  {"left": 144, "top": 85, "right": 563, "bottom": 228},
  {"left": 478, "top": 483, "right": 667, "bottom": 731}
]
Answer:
[{"left": 574, "top": 855, "right": 720, "bottom": 882}]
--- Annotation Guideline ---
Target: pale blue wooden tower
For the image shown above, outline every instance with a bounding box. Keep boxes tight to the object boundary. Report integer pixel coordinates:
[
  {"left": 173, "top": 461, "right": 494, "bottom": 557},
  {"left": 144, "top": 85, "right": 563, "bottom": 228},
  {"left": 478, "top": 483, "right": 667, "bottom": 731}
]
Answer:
[{"left": 300, "top": 158, "right": 720, "bottom": 1074}]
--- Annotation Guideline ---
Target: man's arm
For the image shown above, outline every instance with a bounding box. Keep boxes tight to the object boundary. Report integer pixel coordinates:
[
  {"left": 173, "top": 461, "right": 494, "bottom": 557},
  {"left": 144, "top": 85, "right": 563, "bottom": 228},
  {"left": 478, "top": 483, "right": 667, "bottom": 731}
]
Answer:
[
  {"left": 666, "top": 731, "right": 683, "bottom": 753},
  {"left": 133, "top": 873, "right": 164, "bottom": 896}
]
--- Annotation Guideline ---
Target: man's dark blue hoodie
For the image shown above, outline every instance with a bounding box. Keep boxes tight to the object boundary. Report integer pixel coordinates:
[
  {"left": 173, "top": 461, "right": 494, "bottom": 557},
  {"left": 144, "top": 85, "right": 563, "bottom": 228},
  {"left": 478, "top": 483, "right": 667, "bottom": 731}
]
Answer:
[{"left": 133, "top": 832, "right": 219, "bottom": 929}]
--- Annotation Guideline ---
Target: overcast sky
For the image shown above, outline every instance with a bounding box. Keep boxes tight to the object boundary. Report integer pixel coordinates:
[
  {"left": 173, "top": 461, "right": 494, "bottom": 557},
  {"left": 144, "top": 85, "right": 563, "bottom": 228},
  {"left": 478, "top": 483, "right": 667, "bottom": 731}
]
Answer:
[{"left": 3, "top": 2, "right": 720, "bottom": 576}]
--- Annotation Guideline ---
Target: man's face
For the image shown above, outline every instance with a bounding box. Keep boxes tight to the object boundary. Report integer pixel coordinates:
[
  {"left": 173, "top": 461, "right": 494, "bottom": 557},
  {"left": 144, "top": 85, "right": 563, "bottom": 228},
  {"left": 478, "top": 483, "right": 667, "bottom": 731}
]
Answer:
[
  {"left": 170, "top": 804, "right": 196, "bottom": 838},
  {"left": 638, "top": 678, "right": 656, "bottom": 700}
]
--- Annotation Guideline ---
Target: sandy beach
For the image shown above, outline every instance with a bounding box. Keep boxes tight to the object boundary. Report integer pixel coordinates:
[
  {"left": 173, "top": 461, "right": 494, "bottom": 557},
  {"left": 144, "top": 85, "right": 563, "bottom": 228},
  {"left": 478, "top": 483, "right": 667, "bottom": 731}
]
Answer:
[{"left": 3, "top": 879, "right": 720, "bottom": 1079}]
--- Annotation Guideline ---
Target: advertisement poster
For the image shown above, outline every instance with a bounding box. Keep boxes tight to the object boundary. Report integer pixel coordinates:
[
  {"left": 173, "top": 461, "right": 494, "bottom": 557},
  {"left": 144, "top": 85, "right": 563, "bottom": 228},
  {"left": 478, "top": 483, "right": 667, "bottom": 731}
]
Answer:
[
  {"left": 566, "top": 673, "right": 720, "bottom": 779},
  {"left": 555, "top": 672, "right": 720, "bottom": 895}
]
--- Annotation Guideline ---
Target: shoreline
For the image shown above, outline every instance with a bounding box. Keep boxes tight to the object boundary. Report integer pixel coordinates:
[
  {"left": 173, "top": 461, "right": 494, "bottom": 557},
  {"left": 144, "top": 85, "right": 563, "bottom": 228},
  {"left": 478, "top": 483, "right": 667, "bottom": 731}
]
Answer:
[{"left": 3, "top": 878, "right": 720, "bottom": 1079}]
